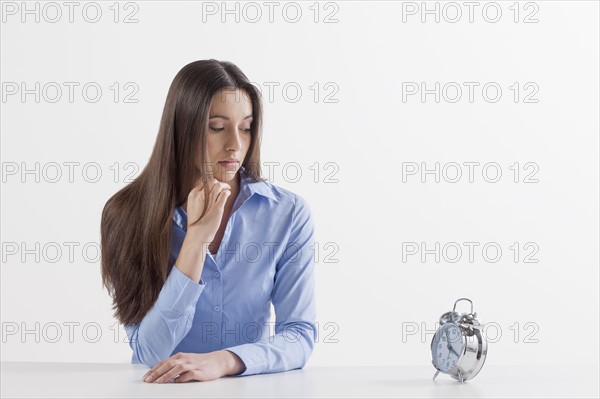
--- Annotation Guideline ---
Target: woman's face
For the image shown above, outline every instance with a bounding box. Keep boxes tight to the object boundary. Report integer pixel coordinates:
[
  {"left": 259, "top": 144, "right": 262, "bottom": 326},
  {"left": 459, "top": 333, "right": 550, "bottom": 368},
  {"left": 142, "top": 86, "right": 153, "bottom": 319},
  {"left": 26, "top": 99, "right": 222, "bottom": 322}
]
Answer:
[{"left": 197, "top": 88, "right": 253, "bottom": 183}]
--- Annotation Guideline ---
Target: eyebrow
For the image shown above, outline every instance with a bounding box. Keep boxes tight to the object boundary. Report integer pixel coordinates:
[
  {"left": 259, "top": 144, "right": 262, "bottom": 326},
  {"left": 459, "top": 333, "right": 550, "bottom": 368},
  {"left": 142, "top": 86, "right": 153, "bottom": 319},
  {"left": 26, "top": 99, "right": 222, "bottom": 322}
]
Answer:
[{"left": 209, "top": 114, "right": 253, "bottom": 120}]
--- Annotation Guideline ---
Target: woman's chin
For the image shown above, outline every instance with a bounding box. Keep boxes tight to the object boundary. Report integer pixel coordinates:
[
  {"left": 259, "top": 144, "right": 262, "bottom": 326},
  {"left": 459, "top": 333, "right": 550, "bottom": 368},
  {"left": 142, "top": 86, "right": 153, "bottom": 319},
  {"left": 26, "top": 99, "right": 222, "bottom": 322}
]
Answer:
[{"left": 216, "top": 171, "right": 237, "bottom": 182}]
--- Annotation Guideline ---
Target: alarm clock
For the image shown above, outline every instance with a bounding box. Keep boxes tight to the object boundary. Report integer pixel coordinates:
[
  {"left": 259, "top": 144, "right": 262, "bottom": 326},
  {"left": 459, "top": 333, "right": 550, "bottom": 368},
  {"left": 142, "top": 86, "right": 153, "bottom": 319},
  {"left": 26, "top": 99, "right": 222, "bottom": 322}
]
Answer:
[{"left": 430, "top": 298, "right": 488, "bottom": 383}]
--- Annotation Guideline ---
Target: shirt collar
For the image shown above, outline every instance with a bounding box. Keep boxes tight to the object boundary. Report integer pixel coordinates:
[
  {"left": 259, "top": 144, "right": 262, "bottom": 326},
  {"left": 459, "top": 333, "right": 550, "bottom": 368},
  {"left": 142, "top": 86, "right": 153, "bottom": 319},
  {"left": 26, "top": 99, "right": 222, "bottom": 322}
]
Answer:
[
  {"left": 239, "top": 165, "right": 279, "bottom": 204},
  {"left": 173, "top": 165, "right": 278, "bottom": 230}
]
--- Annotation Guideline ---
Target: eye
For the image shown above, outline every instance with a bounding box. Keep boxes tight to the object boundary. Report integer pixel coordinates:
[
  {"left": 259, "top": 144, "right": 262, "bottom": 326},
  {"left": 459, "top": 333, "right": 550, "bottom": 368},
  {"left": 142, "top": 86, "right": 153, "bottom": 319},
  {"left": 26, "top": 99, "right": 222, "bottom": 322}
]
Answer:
[{"left": 210, "top": 127, "right": 250, "bottom": 133}]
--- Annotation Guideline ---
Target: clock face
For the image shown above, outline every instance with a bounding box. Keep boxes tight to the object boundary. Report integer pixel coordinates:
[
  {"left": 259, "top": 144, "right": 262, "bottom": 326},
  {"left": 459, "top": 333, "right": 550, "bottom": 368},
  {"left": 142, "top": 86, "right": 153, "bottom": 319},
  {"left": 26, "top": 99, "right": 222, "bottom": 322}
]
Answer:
[{"left": 432, "top": 323, "right": 464, "bottom": 372}]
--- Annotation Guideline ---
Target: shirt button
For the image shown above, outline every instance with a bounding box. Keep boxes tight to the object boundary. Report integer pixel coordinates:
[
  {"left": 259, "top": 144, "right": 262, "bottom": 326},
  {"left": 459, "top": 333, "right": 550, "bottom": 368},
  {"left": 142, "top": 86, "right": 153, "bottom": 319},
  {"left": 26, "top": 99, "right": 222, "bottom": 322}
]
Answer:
[
  {"left": 214, "top": 272, "right": 221, "bottom": 278},
  {"left": 214, "top": 305, "right": 221, "bottom": 312},
  {"left": 212, "top": 337, "right": 218, "bottom": 343}
]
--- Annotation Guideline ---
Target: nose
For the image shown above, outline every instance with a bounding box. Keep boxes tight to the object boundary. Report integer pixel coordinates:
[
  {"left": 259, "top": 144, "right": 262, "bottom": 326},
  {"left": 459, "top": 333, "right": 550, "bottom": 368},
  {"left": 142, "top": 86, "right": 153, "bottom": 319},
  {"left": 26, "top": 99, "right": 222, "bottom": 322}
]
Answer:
[{"left": 225, "top": 129, "right": 244, "bottom": 152}]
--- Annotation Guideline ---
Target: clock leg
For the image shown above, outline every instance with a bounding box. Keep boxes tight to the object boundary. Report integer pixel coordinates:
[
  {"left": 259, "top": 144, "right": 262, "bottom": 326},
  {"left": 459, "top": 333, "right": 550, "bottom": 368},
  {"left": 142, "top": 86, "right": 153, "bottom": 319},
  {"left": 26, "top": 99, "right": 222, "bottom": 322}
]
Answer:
[
  {"left": 458, "top": 369, "right": 464, "bottom": 384},
  {"left": 432, "top": 370, "right": 440, "bottom": 381}
]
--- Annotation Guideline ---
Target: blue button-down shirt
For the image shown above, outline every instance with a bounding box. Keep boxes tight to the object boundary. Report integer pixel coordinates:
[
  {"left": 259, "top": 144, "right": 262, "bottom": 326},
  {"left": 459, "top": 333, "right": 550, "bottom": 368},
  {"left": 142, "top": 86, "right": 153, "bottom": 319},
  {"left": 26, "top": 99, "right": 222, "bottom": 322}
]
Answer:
[{"left": 124, "top": 166, "right": 317, "bottom": 376}]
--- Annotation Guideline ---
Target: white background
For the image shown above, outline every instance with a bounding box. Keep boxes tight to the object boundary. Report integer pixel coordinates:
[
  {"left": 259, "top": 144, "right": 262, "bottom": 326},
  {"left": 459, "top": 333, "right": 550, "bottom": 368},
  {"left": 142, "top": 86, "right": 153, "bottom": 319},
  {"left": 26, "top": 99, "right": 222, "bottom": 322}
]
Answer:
[{"left": 1, "top": 1, "right": 598, "bottom": 369}]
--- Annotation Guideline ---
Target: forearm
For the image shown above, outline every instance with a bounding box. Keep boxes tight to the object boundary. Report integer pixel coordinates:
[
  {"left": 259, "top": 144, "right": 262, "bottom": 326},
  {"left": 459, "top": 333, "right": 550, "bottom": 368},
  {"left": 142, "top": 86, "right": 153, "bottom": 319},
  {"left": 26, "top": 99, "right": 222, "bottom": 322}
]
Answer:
[
  {"left": 125, "top": 265, "right": 208, "bottom": 367},
  {"left": 175, "top": 227, "right": 212, "bottom": 283},
  {"left": 225, "top": 322, "right": 316, "bottom": 376}
]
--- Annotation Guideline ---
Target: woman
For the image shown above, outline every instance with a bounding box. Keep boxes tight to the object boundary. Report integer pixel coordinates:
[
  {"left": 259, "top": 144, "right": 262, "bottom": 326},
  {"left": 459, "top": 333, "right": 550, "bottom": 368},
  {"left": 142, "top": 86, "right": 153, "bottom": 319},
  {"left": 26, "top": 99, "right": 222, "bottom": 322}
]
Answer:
[{"left": 100, "top": 60, "right": 317, "bottom": 383}]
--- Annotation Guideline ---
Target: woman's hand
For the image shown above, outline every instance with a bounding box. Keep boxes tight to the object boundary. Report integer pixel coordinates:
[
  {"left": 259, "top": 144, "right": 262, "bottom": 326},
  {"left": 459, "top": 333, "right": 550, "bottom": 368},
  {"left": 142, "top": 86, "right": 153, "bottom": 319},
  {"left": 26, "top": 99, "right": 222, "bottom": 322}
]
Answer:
[
  {"left": 142, "top": 351, "right": 245, "bottom": 383},
  {"left": 186, "top": 177, "right": 231, "bottom": 241}
]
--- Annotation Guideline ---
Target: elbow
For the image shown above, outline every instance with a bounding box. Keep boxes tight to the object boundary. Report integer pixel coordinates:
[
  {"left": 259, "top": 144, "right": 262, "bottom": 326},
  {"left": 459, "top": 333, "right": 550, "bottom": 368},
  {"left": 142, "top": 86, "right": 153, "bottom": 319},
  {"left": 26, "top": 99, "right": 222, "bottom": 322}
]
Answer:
[
  {"left": 125, "top": 324, "right": 165, "bottom": 368},
  {"left": 293, "top": 322, "right": 317, "bottom": 369},
  {"left": 129, "top": 337, "right": 163, "bottom": 368},
  {"left": 294, "top": 341, "right": 314, "bottom": 371},
  {"left": 133, "top": 344, "right": 162, "bottom": 368},
  {"left": 303, "top": 336, "right": 315, "bottom": 368}
]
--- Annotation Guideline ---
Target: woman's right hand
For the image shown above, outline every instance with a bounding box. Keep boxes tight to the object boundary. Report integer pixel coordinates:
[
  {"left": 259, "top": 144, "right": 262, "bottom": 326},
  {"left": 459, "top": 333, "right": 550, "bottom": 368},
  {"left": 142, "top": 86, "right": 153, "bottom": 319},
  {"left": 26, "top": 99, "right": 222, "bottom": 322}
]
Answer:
[{"left": 186, "top": 177, "right": 231, "bottom": 242}]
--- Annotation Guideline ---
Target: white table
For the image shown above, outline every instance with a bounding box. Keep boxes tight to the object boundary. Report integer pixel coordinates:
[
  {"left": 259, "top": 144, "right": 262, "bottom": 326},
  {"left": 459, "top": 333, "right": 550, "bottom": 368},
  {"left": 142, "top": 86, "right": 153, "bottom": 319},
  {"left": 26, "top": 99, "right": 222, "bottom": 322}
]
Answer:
[{"left": 1, "top": 362, "right": 598, "bottom": 398}]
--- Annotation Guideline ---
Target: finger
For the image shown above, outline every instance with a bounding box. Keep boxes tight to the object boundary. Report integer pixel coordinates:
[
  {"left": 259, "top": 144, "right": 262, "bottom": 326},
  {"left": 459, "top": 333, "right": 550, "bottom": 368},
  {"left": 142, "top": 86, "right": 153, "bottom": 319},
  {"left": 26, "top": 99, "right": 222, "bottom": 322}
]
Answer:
[
  {"left": 216, "top": 188, "right": 232, "bottom": 207},
  {"left": 146, "top": 359, "right": 178, "bottom": 383},
  {"left": 209, "top": 179, "right": 228, "bottom": 191},
  {"left": 156, "top": 363, "right": 188, "bottom": 384},
  {"left": 212, "top": 182, "right": 231, "bottom": 195},
  {"left": 174, "top": 370, "right": 197, "bottom": 383},
  {"left": 143, "top": 359, "right": 165, "bottom": 381},
  {"left": 209, "top": 183, "right": 228, "bottom": 204},
  {"left": 208, "top": 177, "right": 220, "bottom": 190}
]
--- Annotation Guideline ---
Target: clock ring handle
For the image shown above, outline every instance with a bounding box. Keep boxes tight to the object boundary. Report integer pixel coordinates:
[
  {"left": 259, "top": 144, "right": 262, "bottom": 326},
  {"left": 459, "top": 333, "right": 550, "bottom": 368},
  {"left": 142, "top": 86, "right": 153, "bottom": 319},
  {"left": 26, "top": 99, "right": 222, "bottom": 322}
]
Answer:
[{"left": 453, "top": 298, "right": 474, "bottom": 314}]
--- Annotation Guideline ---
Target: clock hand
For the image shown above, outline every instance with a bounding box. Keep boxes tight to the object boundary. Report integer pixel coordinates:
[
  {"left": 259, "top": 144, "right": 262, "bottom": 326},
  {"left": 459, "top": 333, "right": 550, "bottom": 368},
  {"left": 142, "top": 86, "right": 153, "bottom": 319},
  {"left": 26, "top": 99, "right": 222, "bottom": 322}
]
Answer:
[
  {"left": 443, "top": 330, "right": 454, "bottom": 364},
  {"left": 449, "top": 345, "right": 460, "bottom": 357},
  {"left": 445, "top": 330, "right": 453, "bottom": 352},
  {"left": 445, "top": 329, "right": 461, "bottom": 359}
]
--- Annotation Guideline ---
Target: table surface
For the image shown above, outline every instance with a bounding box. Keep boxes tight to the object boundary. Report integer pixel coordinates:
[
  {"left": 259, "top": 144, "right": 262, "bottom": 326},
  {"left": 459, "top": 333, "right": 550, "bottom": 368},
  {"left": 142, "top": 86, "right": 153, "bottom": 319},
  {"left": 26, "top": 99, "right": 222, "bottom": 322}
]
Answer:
[{"left": 1, "top": 362, "right": 598, "bottom": 398}]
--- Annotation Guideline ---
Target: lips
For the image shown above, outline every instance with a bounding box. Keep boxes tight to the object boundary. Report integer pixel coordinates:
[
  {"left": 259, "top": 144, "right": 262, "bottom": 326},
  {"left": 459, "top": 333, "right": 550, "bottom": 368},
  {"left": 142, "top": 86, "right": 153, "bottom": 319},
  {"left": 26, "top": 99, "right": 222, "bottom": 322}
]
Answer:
[{"left": 218, "top": 159, "right": 239, "bottom": 169}]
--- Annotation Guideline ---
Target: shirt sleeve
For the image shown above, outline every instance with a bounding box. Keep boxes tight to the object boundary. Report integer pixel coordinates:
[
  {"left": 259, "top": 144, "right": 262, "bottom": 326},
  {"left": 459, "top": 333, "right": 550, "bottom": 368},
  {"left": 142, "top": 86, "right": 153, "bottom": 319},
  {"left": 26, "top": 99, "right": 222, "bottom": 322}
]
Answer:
[
  {"left": 224, "top": 194, "right": 318, "bottom": 376},
  {"left": 124, "top": 265, "right": 207, "bottom": 368}
]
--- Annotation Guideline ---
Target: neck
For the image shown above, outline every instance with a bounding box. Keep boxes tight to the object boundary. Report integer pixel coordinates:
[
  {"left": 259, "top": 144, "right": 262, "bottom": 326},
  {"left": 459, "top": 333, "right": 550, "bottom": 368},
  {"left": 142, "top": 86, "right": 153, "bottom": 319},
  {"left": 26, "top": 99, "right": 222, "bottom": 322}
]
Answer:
[{"left": 226, "top": 172, "right": 241, "bottom": 208}]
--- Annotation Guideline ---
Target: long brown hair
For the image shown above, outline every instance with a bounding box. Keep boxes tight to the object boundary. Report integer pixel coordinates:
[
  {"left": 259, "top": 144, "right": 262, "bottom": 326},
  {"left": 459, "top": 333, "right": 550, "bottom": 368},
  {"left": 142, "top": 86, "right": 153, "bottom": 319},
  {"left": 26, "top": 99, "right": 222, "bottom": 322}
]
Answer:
[{"left": 101, "top": 60, "right": 265, "bottom": 325}]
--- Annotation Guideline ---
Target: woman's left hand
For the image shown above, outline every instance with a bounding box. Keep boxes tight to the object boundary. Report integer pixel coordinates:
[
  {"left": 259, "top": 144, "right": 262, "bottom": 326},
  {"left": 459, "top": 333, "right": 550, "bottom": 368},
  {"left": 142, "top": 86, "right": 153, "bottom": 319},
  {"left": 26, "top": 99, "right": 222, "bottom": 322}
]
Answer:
[{"left": 143, "top": 350, "right": 243, "bottom": 383}]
